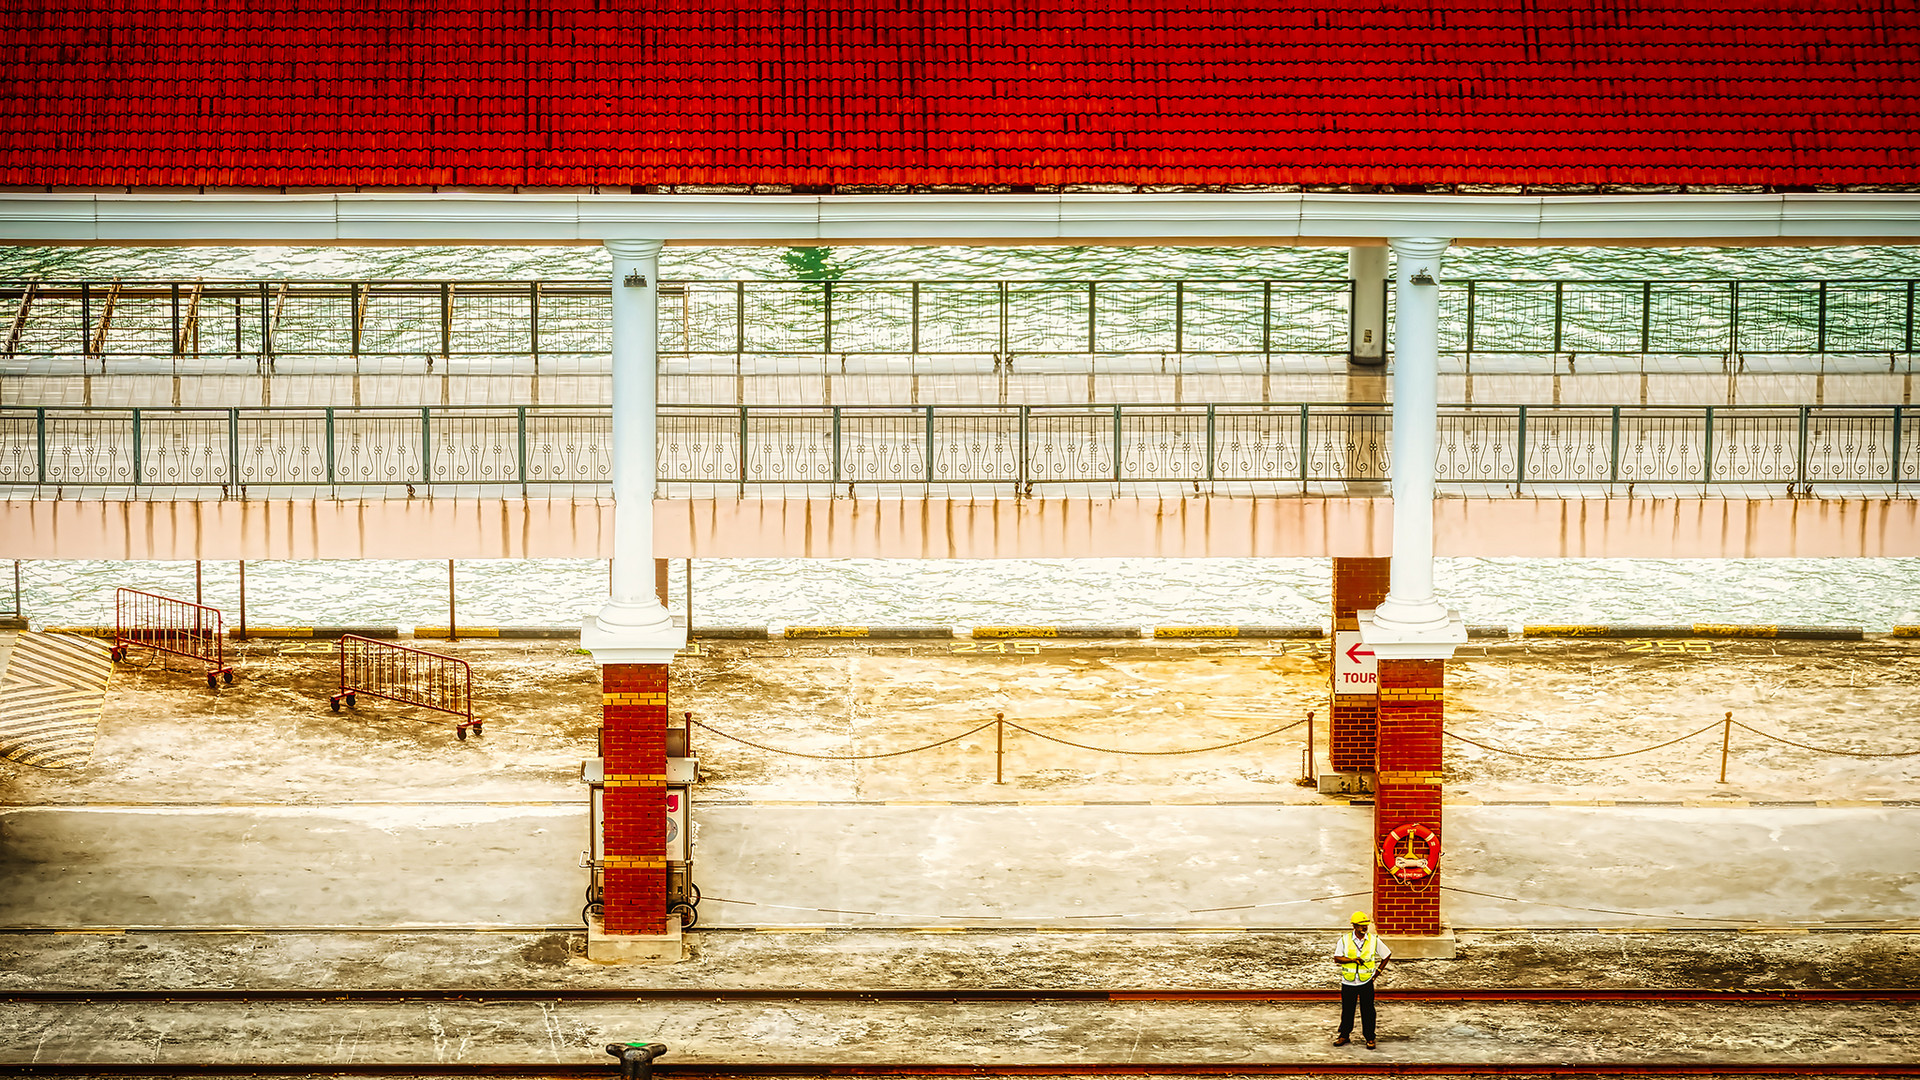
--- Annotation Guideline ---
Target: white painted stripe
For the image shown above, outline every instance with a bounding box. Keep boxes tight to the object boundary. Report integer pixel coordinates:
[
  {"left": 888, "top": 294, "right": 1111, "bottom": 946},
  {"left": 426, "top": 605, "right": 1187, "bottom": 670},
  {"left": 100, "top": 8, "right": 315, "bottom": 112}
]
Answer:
[{"left": 0, "top": 632, "right": 109, "bottom": 769}]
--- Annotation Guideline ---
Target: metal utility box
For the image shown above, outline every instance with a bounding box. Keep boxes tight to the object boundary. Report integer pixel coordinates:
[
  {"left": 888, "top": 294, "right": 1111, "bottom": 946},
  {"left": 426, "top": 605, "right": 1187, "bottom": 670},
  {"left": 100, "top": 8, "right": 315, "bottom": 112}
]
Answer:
[{"left": 580, "top": 758, "right": 702, "bottom": 929}]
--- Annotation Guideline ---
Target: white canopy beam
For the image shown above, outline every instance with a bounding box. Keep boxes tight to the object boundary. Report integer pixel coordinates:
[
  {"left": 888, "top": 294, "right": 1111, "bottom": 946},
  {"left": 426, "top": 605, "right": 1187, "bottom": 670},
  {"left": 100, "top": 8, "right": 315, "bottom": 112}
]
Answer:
[{"left": 2, "top": 193, "right": 1918, "bottom": 247}]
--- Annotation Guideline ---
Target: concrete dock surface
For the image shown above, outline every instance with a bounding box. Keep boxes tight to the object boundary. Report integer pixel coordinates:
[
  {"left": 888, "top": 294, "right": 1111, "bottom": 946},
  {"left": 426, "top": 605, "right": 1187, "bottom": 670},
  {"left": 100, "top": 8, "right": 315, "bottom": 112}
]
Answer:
[{"left": 1, "top": 631, "right": 1917, "bottom": 1073}]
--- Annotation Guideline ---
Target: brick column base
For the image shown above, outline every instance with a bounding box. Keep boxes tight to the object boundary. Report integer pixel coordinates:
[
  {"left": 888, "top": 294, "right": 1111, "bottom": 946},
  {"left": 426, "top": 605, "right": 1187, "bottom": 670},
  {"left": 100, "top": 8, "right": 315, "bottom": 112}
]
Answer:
[
  {"left": 1330, "top": 557, "right": 1390, "bottom": 771},
  {"left": 1373, "top": 657, "right": 1444, "bottom": 937},
  {"left": 600, "top": 662, "right": 670, "bottom": 934}
]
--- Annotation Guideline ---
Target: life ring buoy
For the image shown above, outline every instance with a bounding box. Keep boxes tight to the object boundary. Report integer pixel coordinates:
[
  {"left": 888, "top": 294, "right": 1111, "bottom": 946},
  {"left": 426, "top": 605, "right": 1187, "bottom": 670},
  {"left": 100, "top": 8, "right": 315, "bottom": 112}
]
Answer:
[{"left": 1381, "top": 823, "right": 1441, "bottom": 882}]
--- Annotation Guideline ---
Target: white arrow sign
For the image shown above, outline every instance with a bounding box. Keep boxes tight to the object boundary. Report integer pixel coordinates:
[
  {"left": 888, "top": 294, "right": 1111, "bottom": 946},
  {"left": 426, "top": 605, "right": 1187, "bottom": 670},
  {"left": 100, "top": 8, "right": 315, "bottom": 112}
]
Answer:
[{"left": 1333, "top": 630, "right": 1378, "bottom": 695}]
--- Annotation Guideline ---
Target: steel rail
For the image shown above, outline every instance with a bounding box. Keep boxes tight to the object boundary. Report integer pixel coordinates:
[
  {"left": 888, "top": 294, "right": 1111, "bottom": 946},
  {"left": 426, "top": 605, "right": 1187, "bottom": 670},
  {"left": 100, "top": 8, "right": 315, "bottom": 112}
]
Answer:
[
  {"left": 4, "top": 986, "right": 1914, "bottom": 1005},
  {"left": 3, "top": 1063, "right": 1917, "bottom": 1077}
]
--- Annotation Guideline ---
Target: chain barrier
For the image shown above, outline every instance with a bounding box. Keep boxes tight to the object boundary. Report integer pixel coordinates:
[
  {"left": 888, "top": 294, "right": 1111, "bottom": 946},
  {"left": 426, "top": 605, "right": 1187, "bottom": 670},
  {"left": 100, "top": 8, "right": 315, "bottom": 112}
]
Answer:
[
  {"left": 1449, "top": 710, "right": 1920, "bottom": 785},
  {"left": 689, "top": 711, "right": 1308, "bottom": 783},
  {"left": 1002, "top": 716, "right": 1308, "bottom": 755},
  {"left": 698, "top": 889, "right": 1371, "bottom": 924},
  {"left": 696, "top": 885, "right": 1856, "bottom": 927},
  {"left": 1728, "top": 718, "right": 1920, "bottom": 759},
  {"left": 689, "top": 717, "right": 1000, "bottom": 761},
  {"left": 1444, "top": 720, "right": 1725, "bottom": 762}
]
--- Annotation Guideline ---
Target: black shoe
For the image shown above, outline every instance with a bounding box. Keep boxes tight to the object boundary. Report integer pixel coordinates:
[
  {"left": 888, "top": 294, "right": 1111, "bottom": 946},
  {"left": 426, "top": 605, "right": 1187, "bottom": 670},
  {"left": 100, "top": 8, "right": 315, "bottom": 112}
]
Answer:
[
  {"left": 1332, "top": 1035, "right": 1349, "bottom": 1046},
  {"left": 1365, "top": 1039, "right": 1377, "bottom": 1050}
]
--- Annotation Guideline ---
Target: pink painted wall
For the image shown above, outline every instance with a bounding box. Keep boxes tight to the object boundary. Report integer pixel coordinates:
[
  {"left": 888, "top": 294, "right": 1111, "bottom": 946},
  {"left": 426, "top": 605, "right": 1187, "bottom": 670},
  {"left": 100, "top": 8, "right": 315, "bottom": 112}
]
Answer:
[{"left": 1, "top": 496, "right": 1915, "bottom": 561}]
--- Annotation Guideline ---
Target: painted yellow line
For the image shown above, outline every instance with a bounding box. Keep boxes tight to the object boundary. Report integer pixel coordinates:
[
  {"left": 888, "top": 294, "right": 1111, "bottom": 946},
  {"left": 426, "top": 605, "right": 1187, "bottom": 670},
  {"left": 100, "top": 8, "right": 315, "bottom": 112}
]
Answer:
[
  {"left": 973, "top": 626, "right": 1059, "bottom": 638},
  {"left": 785, "top": 626, "right": 871, "bottom": 638},
  {"left": 1154, "top": 626, "right": 1240, "bottom": 638},
  {"left": 1692, "top": 623, "right": 1778, "bottom": 638}
]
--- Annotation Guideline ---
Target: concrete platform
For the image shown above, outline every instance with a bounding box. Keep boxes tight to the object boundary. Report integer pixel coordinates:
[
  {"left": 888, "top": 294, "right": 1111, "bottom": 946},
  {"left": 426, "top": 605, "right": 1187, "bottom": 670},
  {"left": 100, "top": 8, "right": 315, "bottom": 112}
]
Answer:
[
  {"left": 4, "top": 994, "right": 1916, "bottom": 1071},
  {"left": 2, "top": 634, "right": 1918, "bottom": 1072}
]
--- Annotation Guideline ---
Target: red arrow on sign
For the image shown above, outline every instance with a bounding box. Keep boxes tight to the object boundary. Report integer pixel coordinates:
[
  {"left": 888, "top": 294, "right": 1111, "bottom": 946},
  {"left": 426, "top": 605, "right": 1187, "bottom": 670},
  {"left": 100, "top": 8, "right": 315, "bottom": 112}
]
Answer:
[{"left": 1345, "top": 640, "right": 1375, "bottom": 664}]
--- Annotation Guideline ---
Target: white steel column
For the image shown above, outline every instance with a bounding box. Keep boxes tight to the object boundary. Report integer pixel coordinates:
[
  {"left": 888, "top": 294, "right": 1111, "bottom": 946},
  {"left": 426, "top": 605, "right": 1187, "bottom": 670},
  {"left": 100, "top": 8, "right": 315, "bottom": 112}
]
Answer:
[
  {"left": 582, "top": 239, "right": 686, "bottom": 661},
  {"left": 1359, "top": 237, "right": 1465, "bottom": 655},
  {"left": 1349, "top": 246, "right": 1388, "bottom": 367}
]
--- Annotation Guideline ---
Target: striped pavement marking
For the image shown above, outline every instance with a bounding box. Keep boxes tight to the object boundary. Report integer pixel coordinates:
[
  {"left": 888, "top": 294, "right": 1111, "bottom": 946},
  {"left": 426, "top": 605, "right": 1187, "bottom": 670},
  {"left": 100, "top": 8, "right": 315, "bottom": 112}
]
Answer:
[{"left": 0, "top": 632, "right": 112, "bottom": 769}]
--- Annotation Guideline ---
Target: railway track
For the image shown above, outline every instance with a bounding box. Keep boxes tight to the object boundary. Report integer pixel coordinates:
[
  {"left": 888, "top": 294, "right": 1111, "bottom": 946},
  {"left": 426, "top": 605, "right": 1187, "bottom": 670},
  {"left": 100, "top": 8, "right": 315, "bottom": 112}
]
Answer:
[
  {"left": 3, "top": 1063, "right": 1918, "bottom": 1077},
  {"left": 6, "top": 986, "right": 1916, "bottom": 1003},
  {"left": 4, "top": 986, "right": 1914, "bottom": 1078}
]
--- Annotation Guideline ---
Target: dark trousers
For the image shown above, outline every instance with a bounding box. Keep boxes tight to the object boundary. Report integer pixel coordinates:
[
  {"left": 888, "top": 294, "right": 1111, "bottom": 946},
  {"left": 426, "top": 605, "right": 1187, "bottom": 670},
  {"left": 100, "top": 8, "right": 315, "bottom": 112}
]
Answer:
[{"left": 1338, "top": 979, "right": 1376, "bottom": 1039}]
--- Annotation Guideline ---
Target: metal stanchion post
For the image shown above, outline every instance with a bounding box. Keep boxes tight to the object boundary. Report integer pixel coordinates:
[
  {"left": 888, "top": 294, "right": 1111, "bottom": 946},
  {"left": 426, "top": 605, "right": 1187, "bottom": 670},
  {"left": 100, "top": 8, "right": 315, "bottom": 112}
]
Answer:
[
  {"left": 448, "top": 559, "right": 456, "bottom": 641},
  {"left": 995, "top": 712, "right": 1005, "bottom": 785},
  {"left": 1718, "top": 711, "right": 1733, "bottom": 784}
]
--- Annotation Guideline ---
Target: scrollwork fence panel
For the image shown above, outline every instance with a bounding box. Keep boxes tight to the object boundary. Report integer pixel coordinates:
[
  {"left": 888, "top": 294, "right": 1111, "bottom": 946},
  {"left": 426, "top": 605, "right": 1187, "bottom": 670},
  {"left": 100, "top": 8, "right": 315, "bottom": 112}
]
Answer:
[
  {"left": 1026, "top": 407, "right": 1116, "bottom": 483},
  {"left": 1119, "top": 407, "right": 1209, "bottom": 482},
  {"left": 1614, "top": 411, "right": 1706, "bottom": 483},
  {"left": 744, "top": 409, "right": 834, "bottom": 484},
  {"left": 139, "top": 414, "right": 229, "bottom": 487},
  {"left": 330, "top": 412, "right": 426, "bottom": 485},
  {"left": 1213, "top": 406, "right": 1305, "bottom": 481},
  {"left": 930, "top": 409, "right": 1021, "bottom": 483},
  {"left": 525, "top": 409, "right": 613, "bottom": 484},
  {"left": 840, "top": 408, "right": 929, "bottom": 485},
  {"left": 44, "top": 413, "right": 134, "bottom": 484},
  {"left": 1305, "top": 407, "right": 1390, "bottom": 481},
  {"left": 1436, "top": 408, "right": 1521, "bottom": 482},
  {"left": 1521, "top": 408, "right": 1613, "bottom": 484},
  {"left": 1711, "top": 409, "right": 1801, "bottom": 483},
  {"left": 239, "top": 412, "right": 329, "bottom": 485}
]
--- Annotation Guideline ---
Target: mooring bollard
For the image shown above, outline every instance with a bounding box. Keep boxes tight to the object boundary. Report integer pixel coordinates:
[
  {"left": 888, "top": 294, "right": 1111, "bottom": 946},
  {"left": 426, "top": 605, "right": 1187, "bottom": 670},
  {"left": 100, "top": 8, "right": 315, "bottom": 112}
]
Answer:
[{"left": 606, "top": 1042, "right": 668, "bottom": 1080}]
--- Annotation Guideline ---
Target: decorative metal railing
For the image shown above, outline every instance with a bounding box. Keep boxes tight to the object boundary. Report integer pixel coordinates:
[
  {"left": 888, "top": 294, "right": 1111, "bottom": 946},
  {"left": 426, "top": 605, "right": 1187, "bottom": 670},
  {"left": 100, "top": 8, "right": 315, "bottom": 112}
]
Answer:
[
  {"left": 0, "top": 277, "right": 1914, "bottom": 367},
  {"left": 2, "top": 404, "right": 1913, "bottom": 495}
]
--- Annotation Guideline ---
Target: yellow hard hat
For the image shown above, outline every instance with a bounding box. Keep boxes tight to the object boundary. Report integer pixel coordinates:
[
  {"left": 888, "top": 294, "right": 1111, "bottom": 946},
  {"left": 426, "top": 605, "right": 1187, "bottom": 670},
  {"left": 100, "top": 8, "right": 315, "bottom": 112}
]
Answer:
[{"left": 1350, "top": 910, "right": 1371, "bottom": 924}]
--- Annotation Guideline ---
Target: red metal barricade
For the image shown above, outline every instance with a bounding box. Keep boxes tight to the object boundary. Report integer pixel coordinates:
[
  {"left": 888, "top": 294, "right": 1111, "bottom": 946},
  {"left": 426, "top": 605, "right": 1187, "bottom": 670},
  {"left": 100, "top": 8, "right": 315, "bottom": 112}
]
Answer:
[
  {"left": 329, "top": 634, "right": 479, "bottom": 739},
  {"left": 111, "top": 587, "right": 234, "bottom": 687}
]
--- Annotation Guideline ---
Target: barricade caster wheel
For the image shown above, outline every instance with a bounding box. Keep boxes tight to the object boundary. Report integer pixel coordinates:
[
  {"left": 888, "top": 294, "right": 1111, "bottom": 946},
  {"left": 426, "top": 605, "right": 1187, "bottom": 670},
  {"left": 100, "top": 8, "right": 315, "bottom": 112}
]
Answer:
[
  {"left": 222, "top": 671, "right": 233, "bottom": 685},
  {"left": 206, "top": 673, "right": 218, "bottom": 688},
  {"left": 330, "top": 698, "right": 340, "bottom": 713},
  {"left": 345, "top": 695, "right": 355, "bottom": 708},
  {"left": 583, "top": 901, "right": 603, "bottom": 925},
  {"left": 669, "top": 901, "right": 698, "bottom": 928},
  {"left": 457, "top": 726, "right": 468, "bottom": 741},
  {"left": 109, "top": 647, "right": 126, "bottom": 662}
]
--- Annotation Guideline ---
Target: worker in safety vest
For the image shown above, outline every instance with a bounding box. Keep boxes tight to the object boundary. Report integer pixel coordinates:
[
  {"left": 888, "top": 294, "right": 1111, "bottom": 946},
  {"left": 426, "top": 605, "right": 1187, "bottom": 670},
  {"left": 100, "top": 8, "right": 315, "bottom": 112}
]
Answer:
[{"left": 1332, "top": 910, "right": 1391, "bottom": 1049}]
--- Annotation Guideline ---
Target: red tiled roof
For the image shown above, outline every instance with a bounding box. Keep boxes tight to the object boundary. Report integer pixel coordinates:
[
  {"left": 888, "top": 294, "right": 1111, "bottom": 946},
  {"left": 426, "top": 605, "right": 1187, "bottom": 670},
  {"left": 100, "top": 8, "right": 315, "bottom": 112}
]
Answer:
[{"left": 2, "top": 0, "right": 1917, "bottom": 190}]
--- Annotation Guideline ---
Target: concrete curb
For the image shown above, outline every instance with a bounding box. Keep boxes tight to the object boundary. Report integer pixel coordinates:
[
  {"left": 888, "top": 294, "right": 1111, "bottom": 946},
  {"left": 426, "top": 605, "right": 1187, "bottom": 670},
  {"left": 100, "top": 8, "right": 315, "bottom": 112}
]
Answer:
[
  {"left": 28, "top": 622, "right": 1895, "bottom": 644},
  {"left": 783, "top": 626, "right": 956, "bottom": 639},
  {"left": 233, "top": 626, "right": 402, "bottom": 640},
  {"left": 412, "top": 627, "right": 575, "bottom": 640},
  {"left": 1152, "top": 625, "right": 1324, "bottom": 639},
  {"left": 1524, "top": 623, "right": 1866, "bottom": 641},
  {"left": 974, "top": 626, "right": 1143, "bottom": 639}
]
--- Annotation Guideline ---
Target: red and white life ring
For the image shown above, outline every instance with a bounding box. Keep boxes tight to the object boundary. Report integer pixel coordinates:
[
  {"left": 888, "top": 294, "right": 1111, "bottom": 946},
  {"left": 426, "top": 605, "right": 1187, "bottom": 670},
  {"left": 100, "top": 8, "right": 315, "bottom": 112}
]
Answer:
[{"left": 1381, "top": 823, "right": 1441, "bottom": 882}]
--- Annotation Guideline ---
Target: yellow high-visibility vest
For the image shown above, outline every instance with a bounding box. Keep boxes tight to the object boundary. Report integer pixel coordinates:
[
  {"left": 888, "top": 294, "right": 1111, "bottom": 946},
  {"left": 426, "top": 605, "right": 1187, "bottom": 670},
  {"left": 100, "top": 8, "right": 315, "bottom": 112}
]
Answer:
[{"left": 1338, "top": 931, "right": 1380, "bottom": 983}]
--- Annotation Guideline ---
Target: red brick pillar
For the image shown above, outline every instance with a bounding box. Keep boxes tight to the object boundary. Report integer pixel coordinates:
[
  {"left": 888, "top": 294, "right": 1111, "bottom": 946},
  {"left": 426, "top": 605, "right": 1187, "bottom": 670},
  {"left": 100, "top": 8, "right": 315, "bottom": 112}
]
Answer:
[
  {"left": 1374, "top": 657, "right": 1444, "bottom": 936},
  {"left": 1330, "top": 557, "right": 1390, "bottom": 770},
  {"left": 599, "top": 662, "right": 671, "bottom": 934}
]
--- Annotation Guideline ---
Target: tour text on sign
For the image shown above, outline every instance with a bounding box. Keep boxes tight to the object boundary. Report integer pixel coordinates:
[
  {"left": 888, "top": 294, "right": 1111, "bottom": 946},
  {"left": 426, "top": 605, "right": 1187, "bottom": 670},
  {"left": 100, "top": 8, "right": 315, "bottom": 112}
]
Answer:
[{"left": 1332, "top": 631, "right": 1378, "bottom": 695}]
